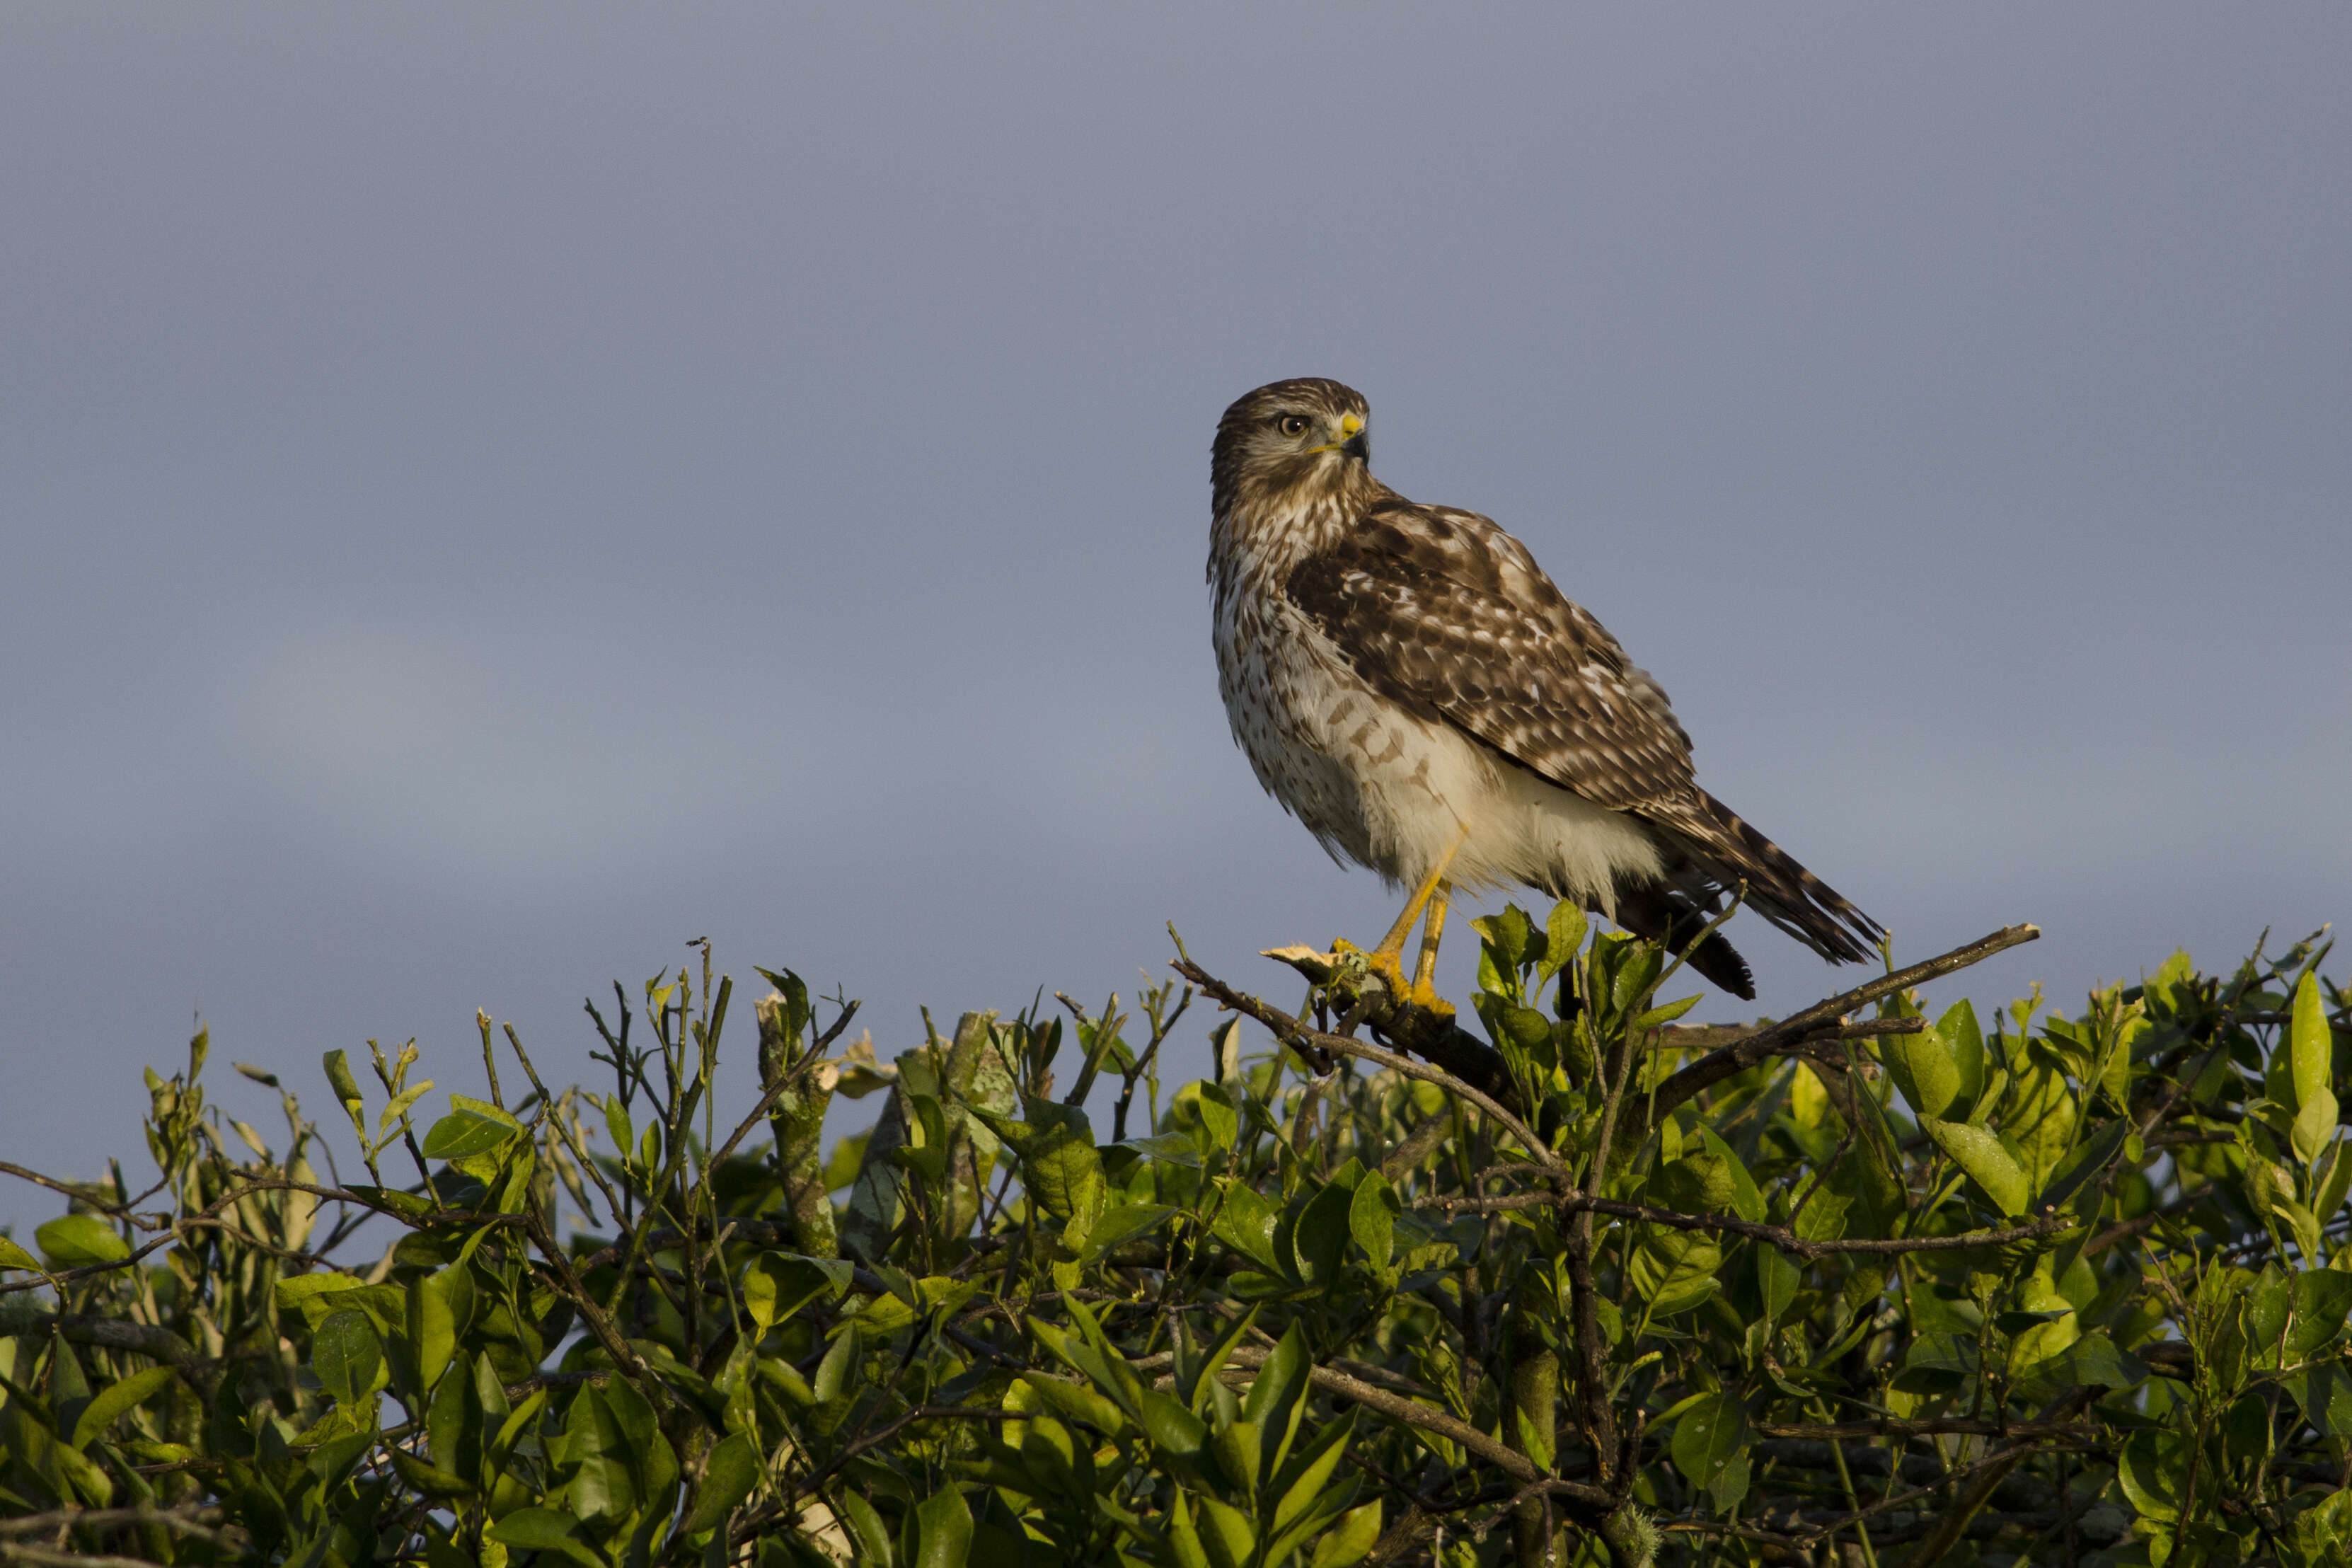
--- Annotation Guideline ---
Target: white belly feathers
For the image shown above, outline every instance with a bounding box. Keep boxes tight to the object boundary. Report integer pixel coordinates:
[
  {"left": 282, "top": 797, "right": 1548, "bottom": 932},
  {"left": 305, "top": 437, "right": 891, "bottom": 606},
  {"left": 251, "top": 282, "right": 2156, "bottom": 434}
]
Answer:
[{"left": 1216, "top": 589, "right": 1662, "bottom": 914}]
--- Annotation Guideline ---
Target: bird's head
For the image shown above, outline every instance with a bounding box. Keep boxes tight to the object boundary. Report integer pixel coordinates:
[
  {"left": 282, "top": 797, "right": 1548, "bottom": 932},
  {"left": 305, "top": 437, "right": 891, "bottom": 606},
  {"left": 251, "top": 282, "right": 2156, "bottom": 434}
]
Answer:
[{"left": 1211, "top": 377, "right": 1376, "bottom": 519}]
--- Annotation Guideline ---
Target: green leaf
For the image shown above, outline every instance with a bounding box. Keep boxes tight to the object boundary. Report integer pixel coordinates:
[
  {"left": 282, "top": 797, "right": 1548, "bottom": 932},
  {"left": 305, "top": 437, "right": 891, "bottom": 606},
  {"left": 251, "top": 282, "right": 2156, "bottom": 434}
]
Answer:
[
  {"left": 1110, "top": 1131, "right": 1204, "bottom": 1170},
  {"left": 1632, "top": 993, "right": 1702, "bottom": 1030},
  {"left": 1648, "top": 1153, "right": 1736, "bottom": 1214},
  {"left": 836, "top": 1492, "right": 896, "bottom": 1568},
  {"left": 1937, "top": 1000, "right": 1989, "bottom": 1117},
  {"left": 1537, "top": 903, "right": 1587, "bottom": 986},
  {"left": 2016, "top": 1331, "right": 2138, "bottom": 1396},
  {"left": 2319, "top": 1136, "right": 2352, "bottom": 1224},
  {"left": 1473, "top": 905, "right": 1535, "bottom": 974},
  {"left": 1290, "top": 1181, "right": 1352, "bottom": 1284},
  {"left": 1017, "top": 1373, "right": 1128, "bottom": 1437},
  {"left": 2041, "top": 1119, "right": 2130, "bottom": 1214},
  {"left": 1197, "top": 1494, "right": 1256, "bottom": 1568},
  {"left": 35, "top": 1214, "right": 129, "bottom": 1269},
  {"left": 979, "top": 1097, "right": 1100, "bottom": 1221},
  {"left": 1083, "top": 1204, "right": 1178, "bottom": 1259},
  {"left": 1167, "top": 1495, "right": 1214, "bottom": 1568},
  {"left": 2118, "top": 1429, "right": 2186, "bottom": 1522},
  {"left": 680, "top": 1429, "right": 761, "bottom": 1537},
  {"left": 69, "top": 1365, "right": 177, "bottom": 1451},
  {"left": 1349, "top": 1172, "right": 1397, "bottom": 1270},
  {"left": 1194, "top": 1085, "right": 1238, "bottom": 1153},
  {"left": 376, "top": 1078, "right": 437, "bottom": 1136},
  {"left": 566, "top": 1385, "right": 638, "bottom": 1522},
  {"left": 2294, "top": 969, "right": 2335, "bottom": 1110},
  {"left": 313, "top": 1309, "right": 386, "bottom": 1408},
  {"left": 1184, "top": 1305, "right": 1262, "bottom": 1412},
  {"left": 1312, "top": 1501, "right": 1384, "bottom": 1568},
  {"left": 1211, "top": 1184, "right": 1284, "bottom": 1274},
  {"left": 486, "top": 1508, "right": 604, "bottom": 1568},
  {"left": 1272, "top": 1412, "right": 1355, "bottom": 1533},
  {"left": 2290, "top": 1272, "right": 2352, "bottom": 1361},
  {"left": 1245, "top": 1321, "right": 1311, "bottom": 1477},
  {"left": 406, "top": 1272, "right": 456, "bottom": 1394},
  {"left": 1756, "top": 1245, "right": 1800, "bottom": 1327},
  {"left": 913, "top": 1485, "right": 973, "bottom": 1568},
  {"left": 2290, "top": 1363, "right": 2352, "bottom": 1439},
  {"left": 600, "top": 1097, "right": 633, "bottom": 1169},
  {"left": 389, "top": 1446, "right": 476, "bottom": 1501},
  {"left": 1919, "top": 1117, "right": 2031, "bottom": 1217},
  {"left": 814, "top": 1324, "right": 861, "bottom": 1408},
  {"left": 1884, "top": 1023, "right": 1964, "bottom": 1122},
  {"left": 2297, "top": 1088, "right": 2341, "bottom": 1168},
  {"left": 323, "top": 1049, "right": 364, "bottom": 1107},
  {"left": 0, "top": 1236, "right": 42, "bottom": 1272},
  {"left": 426, "top": 1350, "right": 484, "bottom": 1485},
  {"left": 742, "top": 1252, "right": 850, "bottom": 1332},
  {"left": 1209, "top": 1416, "right": 1263, "bottom": 1499},
  {"left": 1494, "top": 1003, "right": 1553, "bottom": 1054},
  {"left": 1695, "top": 1126, "right": 1766, "bottom": 1221},
  {"left": 418, "top": 1102, "right": 521, "bottom": 1160},
  {"left": 1671, "top": 1393, "right": 1751, "bottom": 1515},
  {"left": 601, "top": 1372, "right": 677, "bottom": 1501},
  {"left": 1627, "top": 1227, "right": 1722, "bottom": 1316}
]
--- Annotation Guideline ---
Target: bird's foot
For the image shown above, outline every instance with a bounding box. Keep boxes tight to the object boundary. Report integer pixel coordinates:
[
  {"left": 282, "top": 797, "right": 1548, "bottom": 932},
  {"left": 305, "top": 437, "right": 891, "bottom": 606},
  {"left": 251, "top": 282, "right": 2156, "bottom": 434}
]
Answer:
[{"left": 1331, "top": 940, "right": 1454, "bottom": 1020}]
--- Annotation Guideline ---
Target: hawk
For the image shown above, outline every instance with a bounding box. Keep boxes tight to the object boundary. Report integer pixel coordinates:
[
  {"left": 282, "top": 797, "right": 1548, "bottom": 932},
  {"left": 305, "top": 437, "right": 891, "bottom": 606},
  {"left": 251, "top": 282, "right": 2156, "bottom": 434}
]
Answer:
[{"left": 1207, "top": 377, "right": 1882, "bottom": 1004}]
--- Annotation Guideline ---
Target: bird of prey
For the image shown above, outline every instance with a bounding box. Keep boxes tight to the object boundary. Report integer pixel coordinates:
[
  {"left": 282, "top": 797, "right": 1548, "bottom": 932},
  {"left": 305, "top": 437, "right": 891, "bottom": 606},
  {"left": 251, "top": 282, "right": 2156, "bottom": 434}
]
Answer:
[{"left": 1207, "top": 376, "right": 1881, "bottom": 1005}]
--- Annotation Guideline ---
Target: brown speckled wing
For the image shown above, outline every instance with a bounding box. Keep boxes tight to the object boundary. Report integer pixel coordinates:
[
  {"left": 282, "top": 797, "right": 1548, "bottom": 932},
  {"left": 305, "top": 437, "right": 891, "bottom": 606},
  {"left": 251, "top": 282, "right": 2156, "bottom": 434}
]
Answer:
[{"left": 1283, "top": 502, "right": 1700, "bottom": 813}]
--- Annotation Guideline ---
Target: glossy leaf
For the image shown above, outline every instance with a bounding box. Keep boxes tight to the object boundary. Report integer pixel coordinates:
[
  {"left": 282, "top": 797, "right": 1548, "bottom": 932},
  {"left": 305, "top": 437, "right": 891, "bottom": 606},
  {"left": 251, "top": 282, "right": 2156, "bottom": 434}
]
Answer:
[
  {"left": 486, "top": 1509, "right": 604, "bottom": 1568},
  {"left": 419, "top": 1099, "right": 521, "bottom": 1160},
  {"left": 35, "top": 1214, "right": 129, "bottom": 1269},
  {"left": 313, "top": 1308, "right": 386, "bottom": 1408},
  {"left": 69, "top": 1365, "right": 176, "bottom": 1451},
  {"left": 1348, "top": 1171, "right": 1397, "bottom": 1270},
  {"left": 1671, "top": 1393, "right": 1751, "bottom": 1514},
  {"left": 1920, "top": 1116, "right": 2031, "bottom": 1216},
  {"left": 2119, "top": 1429, "right": 2186, "bottom": 1522},
  {"left": 742, "top": 1252, "right": 849, "bottom": 1332},
  {"left": 1312, "top": 1501, "right": 1384, "bottom": 1568},
  {"left": 680, "top": 1429, "right": 761, "bottom": 1537},
  {"left": 2294, "top": 969, "right": 2334, "bottom": 1109},
  {"left": 913, "top": 1485, "right": 973, "bottom": 1568},
  {"left": 1884, "top": 1023, "right": 1964, "bottom": 1121}
]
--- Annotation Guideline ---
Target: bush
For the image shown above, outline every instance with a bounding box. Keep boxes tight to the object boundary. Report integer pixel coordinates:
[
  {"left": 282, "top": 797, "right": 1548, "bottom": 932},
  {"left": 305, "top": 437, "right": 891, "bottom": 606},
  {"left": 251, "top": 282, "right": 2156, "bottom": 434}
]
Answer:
[{"left": 3, "top": 916, "right": 2351, "bottom": 1568}]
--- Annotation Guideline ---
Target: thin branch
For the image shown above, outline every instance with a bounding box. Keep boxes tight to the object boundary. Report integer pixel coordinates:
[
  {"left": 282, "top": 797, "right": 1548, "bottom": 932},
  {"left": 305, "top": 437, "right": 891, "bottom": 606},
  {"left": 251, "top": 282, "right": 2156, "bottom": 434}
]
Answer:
[
  {"left": 1755, "top": 1419, "right": 2098, "bottom": 1441},
  {"left": 1228, "top": 950, "right": 1520, "bottom": 1105},
  {"left": 1416, "top": 1190, "right": 2075, "bottom": 1260},
  {"left": 0, "top": 1507, "right": 221, "bottom": 1541},
  {"left": 1615, "top": 924, "right": 2041, "bottom": 1148},
  {"left": 1305, "top": 1364, "right": 1611, "bottom": 1509},
  {"left": 1171, "top": 961, "right": 1565, "bottom": 1176},
  {"left": 0, "top": 1163, "right": 142, "bottom": 1221}
]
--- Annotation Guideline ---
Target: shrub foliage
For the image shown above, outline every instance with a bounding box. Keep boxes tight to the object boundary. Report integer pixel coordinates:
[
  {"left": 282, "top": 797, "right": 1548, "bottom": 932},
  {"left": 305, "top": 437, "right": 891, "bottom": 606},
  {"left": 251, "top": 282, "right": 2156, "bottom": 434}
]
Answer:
[{"left": 4, "top": 917, "right": 2352, "bottom": 1568}]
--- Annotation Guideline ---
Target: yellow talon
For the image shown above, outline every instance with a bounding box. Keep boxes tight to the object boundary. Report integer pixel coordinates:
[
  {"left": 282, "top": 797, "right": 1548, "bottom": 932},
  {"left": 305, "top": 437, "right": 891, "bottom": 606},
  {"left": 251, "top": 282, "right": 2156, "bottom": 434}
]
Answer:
[
  {"left": 1320, "top": 831, "right": 1468, "bottom": 1020},
  {"left": 1363, "top": 945, "right": 1411, "bottom": 998}
]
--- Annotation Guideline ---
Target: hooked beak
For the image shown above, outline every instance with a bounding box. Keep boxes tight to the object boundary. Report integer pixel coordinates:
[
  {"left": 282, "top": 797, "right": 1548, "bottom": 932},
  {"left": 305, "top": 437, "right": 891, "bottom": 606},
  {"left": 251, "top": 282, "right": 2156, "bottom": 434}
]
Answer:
[{"left": 1316, "top": 413, "right": 1369, "bottom": 461}]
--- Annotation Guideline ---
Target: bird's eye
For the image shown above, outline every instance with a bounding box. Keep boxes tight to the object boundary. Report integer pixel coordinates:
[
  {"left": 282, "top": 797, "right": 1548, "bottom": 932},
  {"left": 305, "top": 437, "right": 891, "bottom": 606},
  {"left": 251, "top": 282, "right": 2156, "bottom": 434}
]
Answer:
[{"left": 1277, "top": 415, "right": 1310, "bottom": 438}]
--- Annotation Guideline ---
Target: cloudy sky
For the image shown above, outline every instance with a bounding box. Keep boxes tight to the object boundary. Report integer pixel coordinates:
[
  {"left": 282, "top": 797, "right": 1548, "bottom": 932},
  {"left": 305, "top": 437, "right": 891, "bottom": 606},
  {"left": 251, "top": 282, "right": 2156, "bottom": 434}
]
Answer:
[{"left": 4, "top": 6, "right": 2346, "bottom": 1225}]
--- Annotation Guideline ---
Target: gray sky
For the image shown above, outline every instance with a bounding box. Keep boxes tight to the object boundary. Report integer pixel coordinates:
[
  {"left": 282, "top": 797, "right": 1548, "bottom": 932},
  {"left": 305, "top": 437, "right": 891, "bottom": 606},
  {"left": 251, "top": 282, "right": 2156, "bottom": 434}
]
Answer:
[{"left": 5, "top": 5, "right": 2347, "bottom": 1226}]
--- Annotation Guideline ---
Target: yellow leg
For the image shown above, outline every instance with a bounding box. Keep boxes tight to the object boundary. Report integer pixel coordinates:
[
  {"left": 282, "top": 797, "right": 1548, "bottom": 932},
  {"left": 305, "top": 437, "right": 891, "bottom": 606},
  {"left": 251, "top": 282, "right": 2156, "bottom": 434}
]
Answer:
[
  {"left": 1372, "top": 857, "right": 1453, "bottom": 964},
  {"left": 1350, "top": 827, "right": 1466, "bottom": 1014},
  {"left": 1412, "top": 881, "right": 1451, "bottom": 993}
]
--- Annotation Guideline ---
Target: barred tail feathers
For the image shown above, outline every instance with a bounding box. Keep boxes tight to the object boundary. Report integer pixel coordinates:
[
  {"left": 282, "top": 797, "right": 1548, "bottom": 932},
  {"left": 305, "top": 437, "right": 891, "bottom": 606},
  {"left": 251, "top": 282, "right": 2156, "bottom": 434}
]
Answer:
[
  {"left": 1656, "top": 789, "right": 1884, "bottom": 967},
  {"left": 1613, "top": 882, "right": 1758, "bottom": 1001}
]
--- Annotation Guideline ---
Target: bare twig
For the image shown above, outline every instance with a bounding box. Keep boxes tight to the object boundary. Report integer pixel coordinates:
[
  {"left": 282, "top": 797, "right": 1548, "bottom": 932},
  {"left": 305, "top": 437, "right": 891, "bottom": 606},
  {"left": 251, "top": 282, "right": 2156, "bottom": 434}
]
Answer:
[
  {"left": 1615, "top": 925, "right": 2041, "bottom": 1148},
  {"left": 1413, "top": 1191, "right": 2075, "bottom": 1260},
  {"left": 1170, "top": 966, "right": 1564, "bottom": 1177}
]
